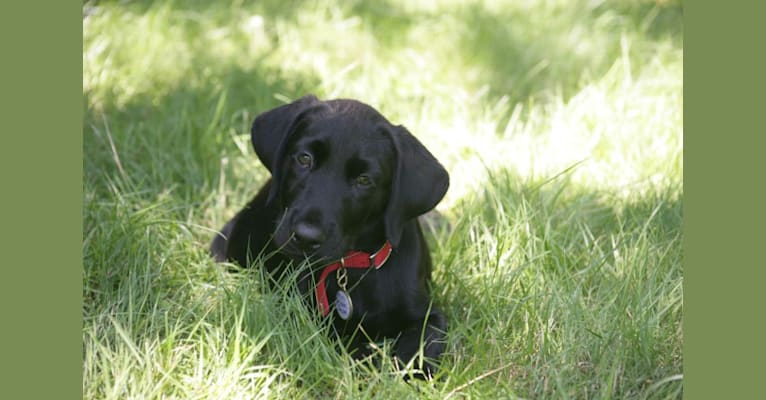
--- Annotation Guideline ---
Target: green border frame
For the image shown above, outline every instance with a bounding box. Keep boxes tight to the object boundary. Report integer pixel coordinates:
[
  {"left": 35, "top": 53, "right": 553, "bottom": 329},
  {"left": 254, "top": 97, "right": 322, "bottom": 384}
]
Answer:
[
  {"left": 0, "top": 2, "right": 82, "bottom": 398},
  {"left": 685, "top": 1, "right": 764, "bottom": 399},
  {"left": 3, "top": 1, "right": 765, "bottom": 398}
]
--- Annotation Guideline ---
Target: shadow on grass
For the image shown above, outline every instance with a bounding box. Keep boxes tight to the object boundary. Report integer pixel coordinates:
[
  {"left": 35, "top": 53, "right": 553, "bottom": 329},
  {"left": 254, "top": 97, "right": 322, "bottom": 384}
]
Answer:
[
  {"left": 85, "top": 0, "right": 311, "bottom": 23},
  {"left": 337, "top": 0, "right": 683, "bottom": 132},
  {"left": 84, "top": 62, "right": 320, "bottom": 202},
  {"left": 85, "top": 0, "right": 683, "bottom": 133},
  {"left": 453, "top": 0, "right": 683, "bottom": 103},
  {"left": 428, "top": 167, "right": 682, "bottom": 397}
]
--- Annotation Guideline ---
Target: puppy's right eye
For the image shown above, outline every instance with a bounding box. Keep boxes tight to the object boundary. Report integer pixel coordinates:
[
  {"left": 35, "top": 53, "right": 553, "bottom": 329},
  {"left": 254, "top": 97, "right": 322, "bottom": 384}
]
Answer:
[{"left": 295, "top": 153, "right": 313, "bottom": 169}]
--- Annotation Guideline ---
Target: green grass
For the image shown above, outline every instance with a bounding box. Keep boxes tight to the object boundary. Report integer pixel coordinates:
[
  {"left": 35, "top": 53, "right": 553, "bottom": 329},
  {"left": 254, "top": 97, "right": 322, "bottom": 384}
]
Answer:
[{"left": 83, "top": 0, "right": 683, "bottom": 398}]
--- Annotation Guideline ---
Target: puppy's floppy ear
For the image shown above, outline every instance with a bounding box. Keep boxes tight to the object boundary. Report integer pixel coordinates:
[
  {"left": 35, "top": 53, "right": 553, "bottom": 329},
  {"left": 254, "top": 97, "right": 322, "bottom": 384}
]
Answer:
[
  {"left": 384, "top": 126, "right": 449, "bottom": 247},
  {"left": 251, "top": 94, "right": 322, "bottom": 172},
  {"left": 251, "top": 94, "right": 324, "bottom": 203}
]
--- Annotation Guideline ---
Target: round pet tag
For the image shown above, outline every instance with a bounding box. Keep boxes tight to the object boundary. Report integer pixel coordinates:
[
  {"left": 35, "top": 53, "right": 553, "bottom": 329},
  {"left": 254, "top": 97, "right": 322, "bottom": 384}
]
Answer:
[{"left": 335, "top": 290, "right": 353, "bottom": 320}]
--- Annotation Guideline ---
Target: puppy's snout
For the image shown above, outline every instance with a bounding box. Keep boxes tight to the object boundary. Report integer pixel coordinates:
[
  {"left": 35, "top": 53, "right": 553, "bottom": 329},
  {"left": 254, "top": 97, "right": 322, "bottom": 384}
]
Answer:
[{"left": 292, "top": 222, "right": 325, "bottom": 250}]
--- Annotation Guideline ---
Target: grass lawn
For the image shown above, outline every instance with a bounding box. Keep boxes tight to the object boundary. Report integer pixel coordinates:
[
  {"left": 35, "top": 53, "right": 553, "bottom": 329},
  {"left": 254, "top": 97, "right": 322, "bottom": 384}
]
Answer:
[{"left": 83, "top": 0, "right": 683, "bottom": 398}]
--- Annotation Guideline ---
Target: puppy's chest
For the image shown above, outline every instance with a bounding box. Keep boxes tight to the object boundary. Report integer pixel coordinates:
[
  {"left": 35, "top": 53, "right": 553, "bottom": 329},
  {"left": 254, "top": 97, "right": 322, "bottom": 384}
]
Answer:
[{"left": 327, "top": 268, "right": 398, "bottom": 316}]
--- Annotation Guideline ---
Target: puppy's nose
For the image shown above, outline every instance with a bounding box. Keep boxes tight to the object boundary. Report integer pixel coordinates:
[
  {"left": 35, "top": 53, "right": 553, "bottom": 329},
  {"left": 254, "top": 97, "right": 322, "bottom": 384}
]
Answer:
[{"left": 293, "top": 222, "right": 325, "bottom": 250}]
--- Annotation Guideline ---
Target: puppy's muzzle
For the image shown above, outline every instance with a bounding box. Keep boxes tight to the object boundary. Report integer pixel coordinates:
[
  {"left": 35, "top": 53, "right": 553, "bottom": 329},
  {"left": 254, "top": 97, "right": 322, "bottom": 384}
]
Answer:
[{"left": 292, "top": 222, "right": 325, "bottom": 251}]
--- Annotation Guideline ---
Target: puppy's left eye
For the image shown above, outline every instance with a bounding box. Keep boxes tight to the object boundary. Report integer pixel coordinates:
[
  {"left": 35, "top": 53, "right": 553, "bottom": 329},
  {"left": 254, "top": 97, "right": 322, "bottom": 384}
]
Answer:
[
  {"left": 295, "top": 152, "right": 313, "bottom": 169},
  {"left": 355, "top": 175, "right": 372, "bottom": 187}
]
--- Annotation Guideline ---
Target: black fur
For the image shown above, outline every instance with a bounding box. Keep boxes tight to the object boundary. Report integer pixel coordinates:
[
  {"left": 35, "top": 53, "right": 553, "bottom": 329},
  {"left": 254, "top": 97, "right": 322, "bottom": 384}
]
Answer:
[{"left": 211, "top": 95, "right": 449, "bottom": 377}]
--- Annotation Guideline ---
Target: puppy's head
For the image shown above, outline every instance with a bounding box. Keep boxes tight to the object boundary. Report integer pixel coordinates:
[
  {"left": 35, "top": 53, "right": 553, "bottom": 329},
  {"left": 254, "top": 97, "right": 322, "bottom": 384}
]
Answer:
[{"left": 251, "top": 95, "right": 448, "bottom": 261}]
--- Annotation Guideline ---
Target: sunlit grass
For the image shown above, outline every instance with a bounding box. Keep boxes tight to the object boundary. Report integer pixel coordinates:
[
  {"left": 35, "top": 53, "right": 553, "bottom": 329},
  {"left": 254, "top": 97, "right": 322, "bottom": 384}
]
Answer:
[{"left": 83, "top": 0, "right": 682, "bottom": 398}]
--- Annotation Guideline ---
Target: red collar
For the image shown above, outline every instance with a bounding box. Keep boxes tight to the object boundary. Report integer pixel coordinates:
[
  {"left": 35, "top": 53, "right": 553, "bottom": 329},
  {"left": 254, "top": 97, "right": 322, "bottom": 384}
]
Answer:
[{"left": 316, "top": 241, "right": 393, "bottom": 317}]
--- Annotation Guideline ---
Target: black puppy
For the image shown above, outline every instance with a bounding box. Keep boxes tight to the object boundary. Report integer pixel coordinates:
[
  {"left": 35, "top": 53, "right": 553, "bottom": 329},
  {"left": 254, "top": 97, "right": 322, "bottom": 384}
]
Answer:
[{"left": 210, "top": 95, "right": 449, "bottom": 377}]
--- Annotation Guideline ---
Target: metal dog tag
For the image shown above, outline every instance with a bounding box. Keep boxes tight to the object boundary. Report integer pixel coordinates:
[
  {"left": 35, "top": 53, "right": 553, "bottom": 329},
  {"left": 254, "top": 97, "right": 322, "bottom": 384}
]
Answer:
[{"left": 335, "top": 290, "right": 353, "bottom": 320}]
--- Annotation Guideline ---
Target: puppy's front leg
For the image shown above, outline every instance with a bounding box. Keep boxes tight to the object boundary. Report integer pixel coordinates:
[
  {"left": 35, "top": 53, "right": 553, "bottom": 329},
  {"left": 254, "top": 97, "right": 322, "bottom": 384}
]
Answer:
[{"left": 395, "top": 310, "right": 447, "bottom": 379}]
